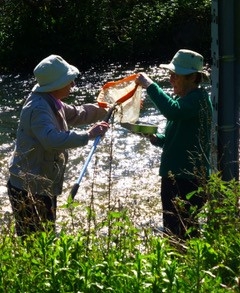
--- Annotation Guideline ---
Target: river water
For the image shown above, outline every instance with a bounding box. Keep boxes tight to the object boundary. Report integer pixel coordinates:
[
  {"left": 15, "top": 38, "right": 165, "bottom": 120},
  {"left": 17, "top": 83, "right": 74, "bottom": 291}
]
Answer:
[{"left": 0, "top": 63, "right": 211, "bottom": 233}]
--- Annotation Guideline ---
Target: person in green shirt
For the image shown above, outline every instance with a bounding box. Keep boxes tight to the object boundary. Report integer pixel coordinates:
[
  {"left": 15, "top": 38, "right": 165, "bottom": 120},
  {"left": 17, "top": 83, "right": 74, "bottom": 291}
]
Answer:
[{"left": 136, "top": 49, "right": 213, "bottom": 239}]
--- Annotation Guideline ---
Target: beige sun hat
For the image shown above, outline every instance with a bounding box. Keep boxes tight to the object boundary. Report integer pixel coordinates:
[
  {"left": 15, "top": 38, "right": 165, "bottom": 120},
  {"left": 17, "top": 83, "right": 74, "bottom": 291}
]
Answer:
[
  {"left": 32, "top": 54, "right": 79, "bottom": 92},
  {"left": 160, "top": 49, "right": 209, "bottom": 79}
]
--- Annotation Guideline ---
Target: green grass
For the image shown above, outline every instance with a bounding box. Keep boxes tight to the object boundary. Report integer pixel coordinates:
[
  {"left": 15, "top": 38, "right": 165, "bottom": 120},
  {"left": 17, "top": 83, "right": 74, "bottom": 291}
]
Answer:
[{"left": 1, "top": 173, "right": 240, "bottom": 293}]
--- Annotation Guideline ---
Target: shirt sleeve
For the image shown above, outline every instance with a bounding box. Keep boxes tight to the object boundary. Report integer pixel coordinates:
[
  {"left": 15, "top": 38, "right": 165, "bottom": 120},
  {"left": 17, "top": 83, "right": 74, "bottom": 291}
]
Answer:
[
  {"left": 30, "top": 104, "right": 89, "bottom": 150},
  {"left": 147, "top": 83, "right": 204, "bottom": 121},
  {"left": 63, "top": 103, "right": 108, "bottom": 126}
]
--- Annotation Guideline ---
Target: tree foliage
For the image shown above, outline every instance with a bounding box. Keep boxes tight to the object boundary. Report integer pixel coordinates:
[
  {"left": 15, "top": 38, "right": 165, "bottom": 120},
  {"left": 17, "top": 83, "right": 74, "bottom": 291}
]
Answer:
[{"left": 0, "top": 0, "right": 211, "bottom": 73}]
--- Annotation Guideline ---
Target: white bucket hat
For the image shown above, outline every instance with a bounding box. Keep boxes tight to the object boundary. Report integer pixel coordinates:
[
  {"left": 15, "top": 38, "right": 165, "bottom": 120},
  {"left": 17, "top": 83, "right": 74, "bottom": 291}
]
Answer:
[
  {"left": 160, "top": 49, "right": 208, "bottom": 78},
  {"left": 32, "top": 54, "right": 79, "bottom": 92}
]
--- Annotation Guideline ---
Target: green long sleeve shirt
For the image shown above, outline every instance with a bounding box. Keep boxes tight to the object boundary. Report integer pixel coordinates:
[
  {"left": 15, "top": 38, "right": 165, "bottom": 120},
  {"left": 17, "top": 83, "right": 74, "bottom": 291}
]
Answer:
[{"left": 147, "top": 83, "right": 213, "bottom": 179}]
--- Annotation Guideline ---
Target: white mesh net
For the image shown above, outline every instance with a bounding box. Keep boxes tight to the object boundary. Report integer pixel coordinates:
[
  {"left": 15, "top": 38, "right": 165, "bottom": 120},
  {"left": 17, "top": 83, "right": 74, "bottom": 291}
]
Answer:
[{"left": 97, "top": 74, "right": 142, "bottom": 123}]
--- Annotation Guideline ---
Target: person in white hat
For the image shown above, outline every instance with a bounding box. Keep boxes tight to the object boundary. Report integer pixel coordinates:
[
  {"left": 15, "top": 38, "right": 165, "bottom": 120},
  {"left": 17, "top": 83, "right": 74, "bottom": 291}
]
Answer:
[
  {"left": 136, "top": 49, "right": 213, "bottom": 239},
  {"left": 7, "top": 54, "right": 109, "bottom": 237}
]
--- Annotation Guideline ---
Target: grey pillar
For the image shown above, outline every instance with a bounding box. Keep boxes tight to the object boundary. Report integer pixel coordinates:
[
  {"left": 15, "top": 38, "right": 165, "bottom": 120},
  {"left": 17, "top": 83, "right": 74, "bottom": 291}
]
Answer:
[{"left": 212, "top": 0, "right": 239, "bottom": 180}]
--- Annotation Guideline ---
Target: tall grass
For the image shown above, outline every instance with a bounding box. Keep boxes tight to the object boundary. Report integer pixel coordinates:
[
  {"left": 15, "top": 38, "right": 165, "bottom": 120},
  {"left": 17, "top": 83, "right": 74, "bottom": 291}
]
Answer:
[{"left": 1, "top": 173, "right": 240, "bottom": 292}]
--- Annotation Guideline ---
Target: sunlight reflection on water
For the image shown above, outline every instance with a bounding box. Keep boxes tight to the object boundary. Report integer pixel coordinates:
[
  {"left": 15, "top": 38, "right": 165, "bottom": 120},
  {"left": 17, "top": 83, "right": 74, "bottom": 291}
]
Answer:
[{"left": 0, "top": 63, "right": 212, "bottom": 231}]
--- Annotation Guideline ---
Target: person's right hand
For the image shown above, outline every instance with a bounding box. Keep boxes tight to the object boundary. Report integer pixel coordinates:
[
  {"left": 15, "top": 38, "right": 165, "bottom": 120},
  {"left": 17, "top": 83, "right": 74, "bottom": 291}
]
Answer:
[
  {"left": 135, "top": 72, "right": 153, "bottom": 89},
  {"left": 87, "top": 121, "right": 109, "bottom": 139}
]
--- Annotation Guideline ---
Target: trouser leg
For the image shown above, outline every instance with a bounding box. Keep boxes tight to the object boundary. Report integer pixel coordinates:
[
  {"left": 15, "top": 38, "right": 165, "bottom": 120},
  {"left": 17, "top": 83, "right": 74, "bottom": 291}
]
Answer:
[
  {"left": 161, "top": 177, "right": 205, "bottom": 239},
  {"left": 161, "top": 177, "right": 180, "bottom": 236},
  {"left": 7, "top": 181, "right": 56, "bottom": 236}
]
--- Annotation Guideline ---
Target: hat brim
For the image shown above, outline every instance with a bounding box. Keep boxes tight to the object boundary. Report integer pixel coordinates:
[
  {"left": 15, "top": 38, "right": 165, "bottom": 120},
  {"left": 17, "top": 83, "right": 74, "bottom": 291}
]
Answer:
[
  {"left": 32, "top": 65, "right": 79, "bottom": 93},
  {"left": 160, "top": 63, "right": 210, "bottom": 81}
]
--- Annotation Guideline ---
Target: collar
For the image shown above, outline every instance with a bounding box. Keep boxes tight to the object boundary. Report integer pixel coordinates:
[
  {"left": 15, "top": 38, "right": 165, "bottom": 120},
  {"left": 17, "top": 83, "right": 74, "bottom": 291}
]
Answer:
[{"left": 49, "top": 94, "right": 62, "bottom": 110}]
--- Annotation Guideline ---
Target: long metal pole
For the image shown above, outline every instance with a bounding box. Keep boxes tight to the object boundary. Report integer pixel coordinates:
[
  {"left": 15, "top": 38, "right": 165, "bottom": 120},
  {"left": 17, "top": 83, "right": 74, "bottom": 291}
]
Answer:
[{"left": 69, "top": 106, "right": 116, "bottom": 200}]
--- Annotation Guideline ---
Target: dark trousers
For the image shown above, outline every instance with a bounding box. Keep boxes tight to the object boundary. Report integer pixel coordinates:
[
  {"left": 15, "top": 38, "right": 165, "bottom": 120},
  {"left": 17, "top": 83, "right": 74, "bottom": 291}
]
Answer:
[
  {"left": 7, "top": 181, "right": 56, "bottom": 237},
  {"left": 161, "top": 177, "right": 206, "bottom": 239}
]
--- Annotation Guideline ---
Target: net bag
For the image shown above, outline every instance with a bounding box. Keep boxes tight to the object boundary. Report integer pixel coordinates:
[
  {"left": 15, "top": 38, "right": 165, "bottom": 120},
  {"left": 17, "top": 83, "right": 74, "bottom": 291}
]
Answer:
[{"left": 97, "top": 74, "right": 142, "bottom": 123}]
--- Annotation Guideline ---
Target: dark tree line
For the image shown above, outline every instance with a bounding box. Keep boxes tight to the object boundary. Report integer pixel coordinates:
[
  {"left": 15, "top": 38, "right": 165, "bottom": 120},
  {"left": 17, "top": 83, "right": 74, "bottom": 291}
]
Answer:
[{"left": 0, "top": 0, "right": 211, "bottom": 73}]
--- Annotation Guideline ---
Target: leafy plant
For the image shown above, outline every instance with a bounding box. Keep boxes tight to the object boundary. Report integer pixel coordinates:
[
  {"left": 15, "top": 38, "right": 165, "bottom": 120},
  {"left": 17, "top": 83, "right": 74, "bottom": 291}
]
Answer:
[{"left": 1, "top": 172, "right": 240, "bottom": 292}]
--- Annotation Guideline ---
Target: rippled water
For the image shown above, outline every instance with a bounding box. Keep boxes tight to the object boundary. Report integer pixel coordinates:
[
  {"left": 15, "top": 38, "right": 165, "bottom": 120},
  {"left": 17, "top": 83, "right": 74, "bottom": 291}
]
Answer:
[{"left": 0, "top": 64, "right": 211, "bottom": 232}]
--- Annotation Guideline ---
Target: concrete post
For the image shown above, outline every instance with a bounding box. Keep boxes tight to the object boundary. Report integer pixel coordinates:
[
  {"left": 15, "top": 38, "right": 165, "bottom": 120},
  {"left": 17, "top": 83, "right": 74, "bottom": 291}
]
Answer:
[{"left": 211, "top": 0, "right": 239, "bottom": 180}]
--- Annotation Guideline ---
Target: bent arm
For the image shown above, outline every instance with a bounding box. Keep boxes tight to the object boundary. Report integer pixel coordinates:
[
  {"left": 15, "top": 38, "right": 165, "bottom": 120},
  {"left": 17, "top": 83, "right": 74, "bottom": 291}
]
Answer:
[
  {"left": 31, "top": 105, "right": 89, "bottom": 150},
  {"left": 63, "top": 103, "right": 107, "bottom": 126}
]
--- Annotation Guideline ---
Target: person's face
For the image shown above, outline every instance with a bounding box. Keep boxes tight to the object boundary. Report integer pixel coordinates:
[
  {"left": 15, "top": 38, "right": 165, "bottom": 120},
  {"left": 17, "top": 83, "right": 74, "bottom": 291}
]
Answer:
[
  {"left": 51, "top": 80, "right": 75, "bottom": 99},
  {"left": 169, "top": 72, "right": 197, "bottom": 97},
  {"left": 61, "top": 81, "right": 75, "bottom": 99}
]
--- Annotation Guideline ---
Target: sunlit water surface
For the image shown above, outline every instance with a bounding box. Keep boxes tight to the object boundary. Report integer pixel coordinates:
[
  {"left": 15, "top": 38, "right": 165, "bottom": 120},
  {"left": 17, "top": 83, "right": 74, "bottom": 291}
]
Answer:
[{"left": 0, "top": 64, "right": 211, "bottom": 233}]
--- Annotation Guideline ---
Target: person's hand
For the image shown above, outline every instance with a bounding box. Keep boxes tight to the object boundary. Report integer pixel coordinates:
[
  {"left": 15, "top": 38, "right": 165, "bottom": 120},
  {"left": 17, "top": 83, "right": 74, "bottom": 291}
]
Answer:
[
  {"left": 149, "top": 134, "right": 158, "bottom": 144},
  {"left": 87, "top": 121, "right": 109, "bottom": 139},
  {"left": 135, "top": 73, "right": 153, "bottom": 89}
]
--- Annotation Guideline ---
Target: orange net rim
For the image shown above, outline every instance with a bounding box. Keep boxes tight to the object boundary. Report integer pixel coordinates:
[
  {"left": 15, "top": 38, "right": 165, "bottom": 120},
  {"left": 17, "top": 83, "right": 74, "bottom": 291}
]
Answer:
[
  {"left": 102, "top": 73, "right": 138, "bottom": 89},
  {"left": 97, "top": 74, "right": 139, "bottom": 108}
]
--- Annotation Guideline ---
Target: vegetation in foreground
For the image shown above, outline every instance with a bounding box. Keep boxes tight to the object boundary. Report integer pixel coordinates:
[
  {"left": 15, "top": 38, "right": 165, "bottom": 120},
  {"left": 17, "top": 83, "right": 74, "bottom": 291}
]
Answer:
[{"left": 0, "top": 173, "right": 240, "bottom": 292}]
